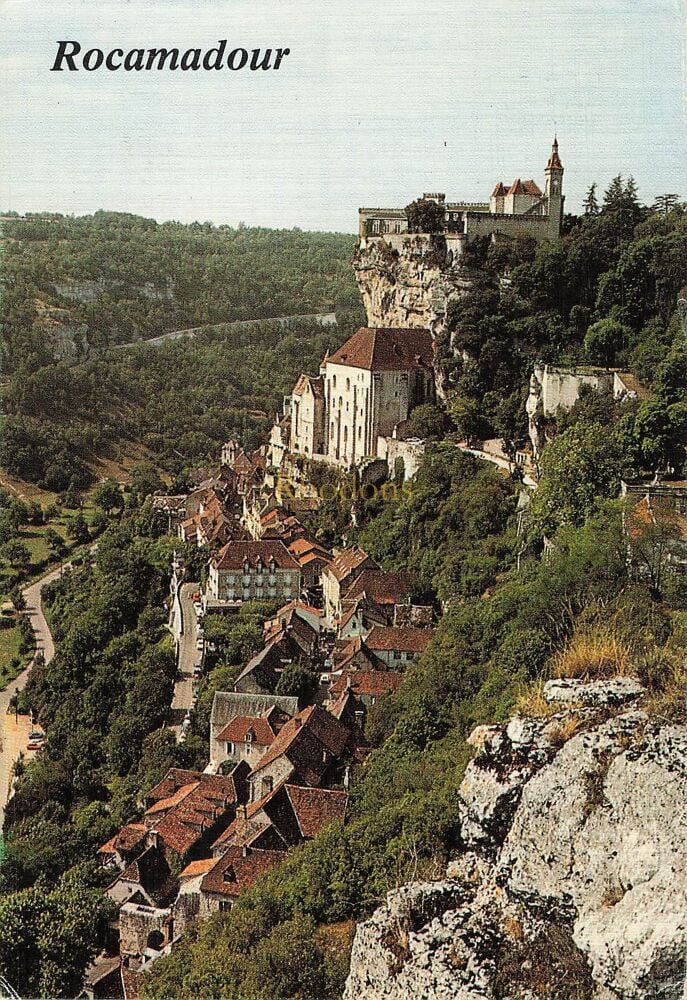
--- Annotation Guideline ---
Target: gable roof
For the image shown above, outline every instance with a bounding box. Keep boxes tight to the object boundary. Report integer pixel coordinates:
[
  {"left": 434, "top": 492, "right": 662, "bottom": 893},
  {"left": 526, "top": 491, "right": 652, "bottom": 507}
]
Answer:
[
  {"left": 285, "top": 785, "right": 348, "bottom": 838},
  {"left": 343, "top": 569, "right": 414, "bottom": 605},
  {"left": 143, "top": 770, "right": 238, "bottom": 856},
  {"left": 327, "top": 328, "right": 434, "bottom": 372},
  {"left": 491, "top": 182, "right": 507, "bottom": 197},
  {"left": 329, "top": 670, "right": 403, "bottom": 698},
  {"left": 200, "top": 847, "right": 286, "bottom": 898},
  {"left": 327, "top": 546, "right": 376, "bottom": 584},
  {"left": 211, "top": 540, "right": 300, "bottom": 572},
  {"left": 217, "top": 714, "right": 277, "bottom": 746},
  {"left": 365, "top": 625, "right": 434, "bottom": 653},
  {"left": 249, "top": 704, "right": 352, "bottom": 785},
  {"left": 292, "top": 374, "right": 325, "bottom": 399},
  {"left": 507, "top": 178, "right": 543, "bottom": 197}
]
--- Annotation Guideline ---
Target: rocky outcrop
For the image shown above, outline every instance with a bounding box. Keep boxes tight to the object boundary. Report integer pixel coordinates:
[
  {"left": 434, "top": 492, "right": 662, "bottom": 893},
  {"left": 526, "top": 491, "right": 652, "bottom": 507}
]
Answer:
[
  {"left": 353, "top": 233, "right": 473, "bottom": 342},
  {"left": 344, "top": 679, "right": 687, "bottom": 999}
]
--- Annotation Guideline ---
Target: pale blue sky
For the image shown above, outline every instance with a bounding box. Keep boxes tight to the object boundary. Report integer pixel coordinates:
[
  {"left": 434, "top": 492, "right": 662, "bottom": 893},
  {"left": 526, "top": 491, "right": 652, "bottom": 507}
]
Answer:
[{"left": 1, "top": 0, "right": 685, "bottom": 232}]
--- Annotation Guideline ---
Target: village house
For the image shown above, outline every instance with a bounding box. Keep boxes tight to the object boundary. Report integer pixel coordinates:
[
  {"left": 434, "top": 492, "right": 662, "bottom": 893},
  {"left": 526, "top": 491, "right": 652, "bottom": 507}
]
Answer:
[
  {"left": 327, "top": 669, "right": 403, "bottom": 731},
  {"left": 339, "top": 568, "right": 416, "bottom": 629},
  {"left": 232, "top": 631, "right": 307, "bottom": 695},
  {"left": 364, "top": 625, "right": 434, "bottom": 667},
  {"left": 289, "top": 374, "right": 326, "bottom": 457},
  {"left": 322, "top": 546, "right": 379, "bottom": 621},
  {"left": 212, "top": 781, "right": 348, "bottom": 855},
  {"left": 246, "top": 704, "right": 356, "bottom": 803},
  {"left": 210, "top": 691, "right": 298, "bottom": 771},
  {"left": 213, "top": 706, "right": 288, "bottom": 769},
  {"left": 206, "top": 540, "right": 301, "bottom": 610},
  {"left": 197, "top": 846, "right": 287, "bottom": 916}
]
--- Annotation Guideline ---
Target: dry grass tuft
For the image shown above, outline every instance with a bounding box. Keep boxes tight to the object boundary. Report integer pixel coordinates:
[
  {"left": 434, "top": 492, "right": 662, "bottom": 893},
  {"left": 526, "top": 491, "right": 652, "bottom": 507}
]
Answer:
[
  {"left": 601, "top": 883, "right": 625, "bottom": 908},
  {"left": 546, "top": 714, "right": 582, "bottom": 748},
  {"left": 551, "top": 631, "right": 631, "bottom": 681},
  {"left": 516, "top": 681, "right": 558, "bottom": 719}
]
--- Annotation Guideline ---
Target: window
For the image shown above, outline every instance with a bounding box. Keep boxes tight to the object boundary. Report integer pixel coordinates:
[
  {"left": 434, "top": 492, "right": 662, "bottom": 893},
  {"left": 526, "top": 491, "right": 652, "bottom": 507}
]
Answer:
[
  {"left": 225, "top": 741, "right": 234, "bottom": 754},
  {"left": 261, "top": 776, "right": 273, "bottom": 797},
  {"left": 346, "top": 377, "right": 350, "bottom": 391},
  {"left": 219, "top": 900, "right": 232, "bottom": 912},
  {"left": 394, "top": 650, "right": 402, "bottom": 660},
  {"left": 332, "top": 374, "right": 336, "bottom": 387}
]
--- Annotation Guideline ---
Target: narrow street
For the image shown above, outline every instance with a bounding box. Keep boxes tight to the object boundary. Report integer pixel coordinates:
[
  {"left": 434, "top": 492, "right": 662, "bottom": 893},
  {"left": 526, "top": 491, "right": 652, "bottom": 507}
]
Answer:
[
  {"left": 168, "top": 581, "right": 201, "bottom": 738},
  {"left": 0, "top": 564, "right": 64, "bottom": 827}
]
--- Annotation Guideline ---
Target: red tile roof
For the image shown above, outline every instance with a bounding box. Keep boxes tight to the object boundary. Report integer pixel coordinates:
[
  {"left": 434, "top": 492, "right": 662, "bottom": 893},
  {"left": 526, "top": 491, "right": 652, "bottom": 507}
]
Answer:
[
  {"left": 200, "top": 847, "right": 286, "bottom": 897},
  {"left": 98, "top": 822, "right": 147, "bottom": 856},
  {"left": 285, "top": 785, "right": 348, "bottom": 838},
  {"left": 211, "top": 540, "right": 300, "bottom": 572},
  {"left": 143, "top": 770, "right": 237, "bottom": 856},
  {"left": 250, "top": 704, "right": 352, "bottom": 785},
  {"left": 327, "top": 546, "right": 376, "bottom": 583},
  {"left": 507, "top": 178, "right": 542, "bottom": 197},
  {"left": 216, "top": 714, "right": 277, "bottom": 746},
  {"left": 179, "top": 858, "right": 216, "bottom": 879},
  {"left": 327, "top": 328, "right": 434, "bottom": 372},
  {"left": 329, "top": 670, "right": 403, "bottom": 698},
  {"left": 365, "top": 625, "right": 434, "bottom": 653},
  {"left": 491, "top": 182, "right": 507, "bottom": 197},
  {"left": 343, "top": 569, "right": 414, "bottom": 605}
]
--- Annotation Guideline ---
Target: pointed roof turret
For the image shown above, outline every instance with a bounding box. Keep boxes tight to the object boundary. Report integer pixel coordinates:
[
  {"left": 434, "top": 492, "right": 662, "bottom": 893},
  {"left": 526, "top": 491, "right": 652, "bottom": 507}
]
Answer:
[
  {"left": 491, "top": 182, "right": 507, "bottom": 197},
  {"left": 546, "top": 137, "right": 563, "bottom": 171}
]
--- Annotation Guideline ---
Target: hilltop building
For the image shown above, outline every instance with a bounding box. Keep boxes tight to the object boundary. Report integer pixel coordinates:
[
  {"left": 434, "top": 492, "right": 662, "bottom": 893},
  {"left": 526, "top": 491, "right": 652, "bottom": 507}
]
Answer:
[{"left": 358, "top": 139, "right": 565, "bottom": 246}]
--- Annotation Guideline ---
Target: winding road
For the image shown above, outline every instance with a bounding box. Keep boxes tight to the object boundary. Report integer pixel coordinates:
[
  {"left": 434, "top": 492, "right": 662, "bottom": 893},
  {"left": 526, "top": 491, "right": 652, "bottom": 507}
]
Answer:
[{"left": 0, "top": 565, "right": 63, "bottom": 826}]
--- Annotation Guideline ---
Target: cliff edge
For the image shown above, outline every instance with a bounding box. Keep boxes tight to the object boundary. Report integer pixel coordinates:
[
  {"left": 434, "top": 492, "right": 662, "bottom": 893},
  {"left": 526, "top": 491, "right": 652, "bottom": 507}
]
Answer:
[{"left": 344, "top": 677, "right": 687, "bottom": 999}]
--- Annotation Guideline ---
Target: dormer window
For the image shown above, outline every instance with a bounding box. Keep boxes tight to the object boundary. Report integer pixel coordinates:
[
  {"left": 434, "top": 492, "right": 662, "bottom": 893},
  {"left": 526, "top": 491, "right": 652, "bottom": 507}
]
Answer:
[{"left": 246, "top": 729, "right": 254, "bottom": 744}]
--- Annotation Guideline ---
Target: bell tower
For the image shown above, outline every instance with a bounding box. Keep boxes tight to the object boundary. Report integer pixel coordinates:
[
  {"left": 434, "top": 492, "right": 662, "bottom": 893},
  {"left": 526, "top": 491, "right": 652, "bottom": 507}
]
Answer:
[{"left": 544, "top": 137, "right": 564, "bottom": 238}]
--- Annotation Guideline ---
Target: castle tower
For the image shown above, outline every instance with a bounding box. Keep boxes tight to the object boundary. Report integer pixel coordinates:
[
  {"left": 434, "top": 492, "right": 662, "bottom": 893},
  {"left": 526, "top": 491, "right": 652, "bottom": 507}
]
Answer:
[{"left": 544, "top": 137, "right": 565, "bottom": 238}]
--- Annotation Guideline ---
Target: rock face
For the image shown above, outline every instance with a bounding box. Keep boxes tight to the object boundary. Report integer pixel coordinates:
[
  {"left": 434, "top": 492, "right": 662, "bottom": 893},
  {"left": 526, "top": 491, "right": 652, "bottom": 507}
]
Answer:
[
  {"left": 344, "top": 681, "right": 687, "bottom": 999},
  {"left": 353, "top": 234, "right": 474, "bottom": 398}
]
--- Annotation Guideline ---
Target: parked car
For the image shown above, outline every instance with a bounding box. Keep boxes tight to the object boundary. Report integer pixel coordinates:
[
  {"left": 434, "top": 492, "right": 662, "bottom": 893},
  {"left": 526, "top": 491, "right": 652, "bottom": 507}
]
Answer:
[{"left": 27, "top": 731, "right": 45, "bottom": 750}]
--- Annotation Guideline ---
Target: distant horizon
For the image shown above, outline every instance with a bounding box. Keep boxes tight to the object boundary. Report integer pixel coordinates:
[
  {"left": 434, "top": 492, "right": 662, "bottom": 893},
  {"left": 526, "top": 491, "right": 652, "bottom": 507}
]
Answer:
[{"left": 2, "top": 0, "right": 685, "bottom": 232}]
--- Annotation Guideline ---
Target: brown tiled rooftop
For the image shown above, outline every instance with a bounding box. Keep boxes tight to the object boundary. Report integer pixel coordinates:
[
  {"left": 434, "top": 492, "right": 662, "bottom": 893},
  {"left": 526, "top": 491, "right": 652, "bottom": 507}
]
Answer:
[
  {"left": 365, "top": 625, "right": 434, "bottom": 653},
  {"left": 285, "top": 785, "right": 348, "bottom": 838},
  {"left": 327, "top": 327, "right": 434, "bottom": 372},
  {"left": 216, "top": 714, "right": 277, "bottom": 746},
  {"left": 330, "top": 670, "right": 403, "bottom": 698},
  {"left": 201, "top": 846, "right": 286, "bottom": 897},
  {"left": 211, "top": 539, "right": 300, "bottom": 571}
]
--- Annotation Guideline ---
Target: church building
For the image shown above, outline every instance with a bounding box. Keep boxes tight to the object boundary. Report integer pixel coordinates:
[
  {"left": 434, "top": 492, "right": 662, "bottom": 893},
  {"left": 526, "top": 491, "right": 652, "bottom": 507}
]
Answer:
[{"left": 285, "top": 326, "right": 435, "bottom": 469}]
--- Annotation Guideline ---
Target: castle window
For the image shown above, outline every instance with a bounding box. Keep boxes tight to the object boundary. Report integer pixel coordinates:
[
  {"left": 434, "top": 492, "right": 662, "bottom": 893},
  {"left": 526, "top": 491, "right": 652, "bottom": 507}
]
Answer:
[
  {"left": 358, "top": 426, "right": 362, "bottom": 439},
  {"left": 346, "top": 378, "right": 350, "bottom": 391},
  {"left": 332, "top": 375, "right": 336, "bottom": 388}
]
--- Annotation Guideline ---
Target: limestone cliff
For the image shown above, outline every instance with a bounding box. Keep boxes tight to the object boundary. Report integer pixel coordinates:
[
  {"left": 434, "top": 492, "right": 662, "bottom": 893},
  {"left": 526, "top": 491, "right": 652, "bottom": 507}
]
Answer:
[
  {"left": 353, "top": 233, "right": 473, "bottom": 339},
  {"left": 344, "top": 678, "right": 687, "bottom": 999}
]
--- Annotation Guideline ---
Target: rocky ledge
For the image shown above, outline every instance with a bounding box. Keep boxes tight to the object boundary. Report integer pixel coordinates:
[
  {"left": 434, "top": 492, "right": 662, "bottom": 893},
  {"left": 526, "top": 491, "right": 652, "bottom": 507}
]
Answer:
[{"left": 344, "top": 678, "right": 687, "bottom": 999}]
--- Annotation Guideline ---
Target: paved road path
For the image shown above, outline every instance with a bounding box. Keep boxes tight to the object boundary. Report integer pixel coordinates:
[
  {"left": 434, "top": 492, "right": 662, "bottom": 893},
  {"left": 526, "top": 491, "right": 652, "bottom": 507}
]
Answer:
[
  {"left": 0, "top": 565, "right": 64, "bottom": 825},
  {"left": 115, "top": 312, "right": 337, "bottom": 350},
  {"left": 168, "top": 581, "right": 201, "bottom": 738}
]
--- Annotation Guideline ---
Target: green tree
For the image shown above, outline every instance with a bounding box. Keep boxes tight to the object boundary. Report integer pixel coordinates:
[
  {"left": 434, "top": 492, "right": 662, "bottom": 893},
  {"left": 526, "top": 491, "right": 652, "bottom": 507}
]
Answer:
[
  {"left": 2, "top": 540, "right": 30, "bottom": 571},
  {"left": 405, "top": 198, "right": 445, "bottom": 234},
  {"left": 529, "top": 422, "right": 623, "bottom": 535},
  {"left": 92, "top": 477, "right": 123, "bottom": 516},
  {"left": 68, "top": 512, "right": 91, "bottom": 545},
  {"left": 9, "top": 586, "right": 26, "bottom": 612},
  {"left": 275, "top": 661, "right": 319, "bottom": 704},
  {"left": 584, "top": 317, "right": 629, "bottom": 364}
]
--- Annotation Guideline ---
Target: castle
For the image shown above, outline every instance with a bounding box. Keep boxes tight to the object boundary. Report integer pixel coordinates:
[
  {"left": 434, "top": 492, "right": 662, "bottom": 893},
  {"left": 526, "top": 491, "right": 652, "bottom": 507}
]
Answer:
[{"left": 358, "top": 139, "right": 565, "bottom": 247}]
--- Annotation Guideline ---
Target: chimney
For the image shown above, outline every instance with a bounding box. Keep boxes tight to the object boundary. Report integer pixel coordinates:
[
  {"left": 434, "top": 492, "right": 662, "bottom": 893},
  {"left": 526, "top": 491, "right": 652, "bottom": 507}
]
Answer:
[{"left": 242, "top": 845, "right": 248, "bottom": 858}]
